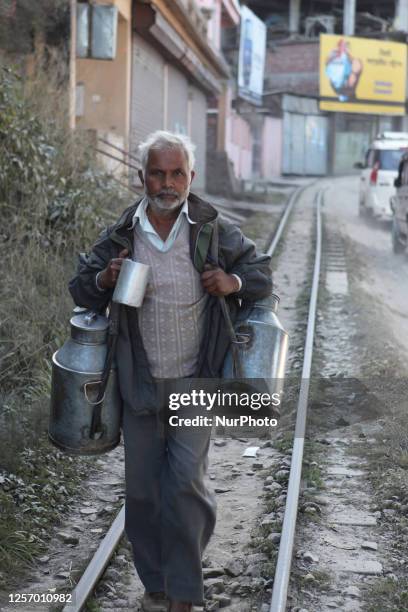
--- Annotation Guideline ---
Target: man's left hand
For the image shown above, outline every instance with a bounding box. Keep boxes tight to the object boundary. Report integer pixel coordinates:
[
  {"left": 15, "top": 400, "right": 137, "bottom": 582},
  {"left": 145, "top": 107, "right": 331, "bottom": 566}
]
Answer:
[{"left": 201, "top": 268, "right": 240, "bottom": 296}]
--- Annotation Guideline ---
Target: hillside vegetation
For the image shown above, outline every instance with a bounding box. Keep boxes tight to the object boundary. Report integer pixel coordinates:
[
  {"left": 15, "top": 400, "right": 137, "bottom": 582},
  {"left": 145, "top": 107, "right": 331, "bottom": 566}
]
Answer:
[{"left": 0, "top": 64, "right": 131, "bottom": 589}]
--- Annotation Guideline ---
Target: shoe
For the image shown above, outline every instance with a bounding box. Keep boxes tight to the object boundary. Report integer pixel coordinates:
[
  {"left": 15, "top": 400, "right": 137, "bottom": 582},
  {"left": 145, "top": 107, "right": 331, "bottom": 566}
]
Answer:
[{"left": 141, "top": 591, "right": 169, "bottom": 612}]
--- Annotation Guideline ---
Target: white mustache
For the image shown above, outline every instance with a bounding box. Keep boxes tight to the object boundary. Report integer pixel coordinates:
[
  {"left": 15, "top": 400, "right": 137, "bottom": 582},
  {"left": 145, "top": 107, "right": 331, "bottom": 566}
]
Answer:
[{"left": 157, "top": 191, "right": 179, "bottom": 198}]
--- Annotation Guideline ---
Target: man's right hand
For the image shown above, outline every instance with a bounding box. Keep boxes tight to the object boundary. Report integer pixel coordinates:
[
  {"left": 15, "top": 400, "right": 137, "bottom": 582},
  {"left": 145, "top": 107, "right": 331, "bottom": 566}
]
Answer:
[{"left": 98, "top": 249, "right": 129, "bottom": 289}]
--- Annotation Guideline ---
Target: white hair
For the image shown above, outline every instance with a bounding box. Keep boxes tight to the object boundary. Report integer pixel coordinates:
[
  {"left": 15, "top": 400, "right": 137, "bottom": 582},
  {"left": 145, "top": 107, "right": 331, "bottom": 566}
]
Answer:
[{"left": 138, "top": 130, "right": 196, "bottom": 173}]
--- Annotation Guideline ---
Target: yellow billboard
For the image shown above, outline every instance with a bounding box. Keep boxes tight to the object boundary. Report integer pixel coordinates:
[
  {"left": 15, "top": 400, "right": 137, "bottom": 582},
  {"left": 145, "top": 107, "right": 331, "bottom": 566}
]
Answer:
[{"left": 320, "top": 34, "right": 407, "bottom": 115}]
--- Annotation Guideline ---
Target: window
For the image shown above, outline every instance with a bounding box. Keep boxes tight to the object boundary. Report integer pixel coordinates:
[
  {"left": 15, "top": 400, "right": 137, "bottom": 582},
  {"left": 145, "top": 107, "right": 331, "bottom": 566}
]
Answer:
[
  {"left": 76, "top": 3, "right": 118, "bottom": 60},
  {"left": 367, "top": 149, "right": 375, "bottom": 167},
  {"left": 374, "top": 149, "right": 407, "bottom": 171}
]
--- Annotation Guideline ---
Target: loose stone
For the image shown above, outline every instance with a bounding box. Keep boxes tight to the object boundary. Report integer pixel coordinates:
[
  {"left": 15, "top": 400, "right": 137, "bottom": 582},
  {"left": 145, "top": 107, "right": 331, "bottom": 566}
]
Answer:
[
  {"left": 211, "top": 594, "right": 232, "bottom": 607},
  {"left": 56, "top": 532, "right": 79, "bottom": 545},
  {"left": 203, "top": 567, "right": 225, "bottom": 578},
  {"left": 268, "top": 532, "right": 281, "bottom": 544},
  {"left": 361, "top": 541, "right": 378, "bottom": 551},
  {"left": 303, "top": 551, "right": 319, "bottom": 563},
  {"left": 344, "top": 586, "right": 360, "bottom": 598},
  {"left": 303, "top": 573, "right": 315, "bottom": 582},
  {"left": 224, "top": 558, "right": 246, "bottom": 577},
  {"left": 227, "top": 581, "right": 240, "bottom": 594}
]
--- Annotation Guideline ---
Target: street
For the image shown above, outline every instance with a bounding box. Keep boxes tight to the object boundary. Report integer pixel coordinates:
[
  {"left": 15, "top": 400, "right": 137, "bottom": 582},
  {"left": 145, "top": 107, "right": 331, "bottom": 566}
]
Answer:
[{"left": 323, "top": 176, "right": 408, "bottom": 358}]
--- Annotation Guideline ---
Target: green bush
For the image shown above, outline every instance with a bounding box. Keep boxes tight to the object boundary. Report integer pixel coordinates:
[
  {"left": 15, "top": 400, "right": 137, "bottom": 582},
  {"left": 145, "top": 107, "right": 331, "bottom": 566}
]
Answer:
[
  {"left": 0, "top": 64, "right": 132, "bottom": 588},
  {"left": 0, "top": 66, "right": 131, "bottom": 396}
]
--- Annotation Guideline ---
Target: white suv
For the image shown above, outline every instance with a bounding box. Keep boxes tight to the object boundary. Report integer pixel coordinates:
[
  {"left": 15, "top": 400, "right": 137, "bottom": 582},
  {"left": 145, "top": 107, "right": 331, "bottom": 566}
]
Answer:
[{"left": 357, "top": 132, "right": 408, "bottom": 221}]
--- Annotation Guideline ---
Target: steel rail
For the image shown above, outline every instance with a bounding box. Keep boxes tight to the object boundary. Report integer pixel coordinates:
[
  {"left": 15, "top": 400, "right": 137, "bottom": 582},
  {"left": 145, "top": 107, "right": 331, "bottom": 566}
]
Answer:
[
  {"left": 267, "top": 186, "right": 304, "bottom": 258},
  {"left": 269, "top": 189, "right": 323, "bottom": 612},
  {"left": 62, "top": 506, "right": 125, "bottom": 612}
]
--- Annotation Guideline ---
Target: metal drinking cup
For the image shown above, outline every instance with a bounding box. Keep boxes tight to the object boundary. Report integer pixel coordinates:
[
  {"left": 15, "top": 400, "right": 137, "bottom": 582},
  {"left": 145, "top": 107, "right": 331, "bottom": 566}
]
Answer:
[{"left": 112, "top": 259, "right": 150, "bottom": 308}]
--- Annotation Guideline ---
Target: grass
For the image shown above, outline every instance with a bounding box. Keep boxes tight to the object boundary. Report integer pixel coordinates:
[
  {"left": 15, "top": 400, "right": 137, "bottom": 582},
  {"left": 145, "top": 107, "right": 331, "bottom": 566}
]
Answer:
[
  {"left": 237, "top": 191, "right": 288, "bottom": 205},
  {"left": 84, "top": 600, "right": 101, "bottom": 612},
  {"left": 0, "top": 437, "right": 90, "bottom": 591},
  {"left": 240, "top": 210, "right": 281, "bottom": 251},
  {"left": 302, "top": 456, "right": 325, "bottom": 490},
  {"left": 299, "top": 569, "right": 331, "bottom": 590},
  {"left": 363, "top": 577, "right": 408, "bottom": 612},
  {"left": 0, "top": 60, "right": 132, "bottom": 594}
]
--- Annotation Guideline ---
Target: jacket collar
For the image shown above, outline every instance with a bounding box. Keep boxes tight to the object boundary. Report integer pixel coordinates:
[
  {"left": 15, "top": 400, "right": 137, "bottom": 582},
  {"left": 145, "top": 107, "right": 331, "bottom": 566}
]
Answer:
[{"left": 112, "top": 192, "right": 219, "bottom": 235}]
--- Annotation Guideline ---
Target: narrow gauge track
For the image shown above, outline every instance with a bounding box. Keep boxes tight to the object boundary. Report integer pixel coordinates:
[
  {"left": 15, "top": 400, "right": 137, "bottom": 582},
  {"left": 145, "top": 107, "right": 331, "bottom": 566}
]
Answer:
[
  {"left": 268, "top": 189, "right": 323, "bottom": 612},
  {"left": 63, "top": 185, "right": 317, "bottom": 612}
]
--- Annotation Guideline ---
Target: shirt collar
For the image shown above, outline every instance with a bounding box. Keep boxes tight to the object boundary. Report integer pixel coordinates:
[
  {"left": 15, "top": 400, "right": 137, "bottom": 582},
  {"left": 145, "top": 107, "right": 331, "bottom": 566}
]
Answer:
[{"left": 131, "top": 196, "right": 196, "bottom": 229}]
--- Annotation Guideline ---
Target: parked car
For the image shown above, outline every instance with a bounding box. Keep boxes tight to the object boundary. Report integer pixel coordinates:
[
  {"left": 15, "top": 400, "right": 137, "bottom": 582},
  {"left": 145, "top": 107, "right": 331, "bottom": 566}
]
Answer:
[
  {"left": 356, "top": 132, "right": 408, "bottom": 220},
  {"left": 390, "top": 152, "right": 408, "bottom": 254}
]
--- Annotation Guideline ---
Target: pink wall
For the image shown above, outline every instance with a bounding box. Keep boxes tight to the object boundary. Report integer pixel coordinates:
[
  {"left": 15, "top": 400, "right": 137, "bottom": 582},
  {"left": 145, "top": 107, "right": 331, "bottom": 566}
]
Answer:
[
  {"left": 262, "top": 117, "right": 282, "bottom": 178},
  {"left": 226, "top": 112, "right": 253, "bottom": 180},
  {"left": 197, "top": 0, "right": 253, "bottom": 181}
]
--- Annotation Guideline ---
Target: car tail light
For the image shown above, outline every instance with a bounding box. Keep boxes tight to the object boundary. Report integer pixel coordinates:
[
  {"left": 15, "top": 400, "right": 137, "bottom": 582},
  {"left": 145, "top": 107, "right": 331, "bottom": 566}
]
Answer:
[{"left": 370, "top": 162, "right": 380, "bottom": 185}]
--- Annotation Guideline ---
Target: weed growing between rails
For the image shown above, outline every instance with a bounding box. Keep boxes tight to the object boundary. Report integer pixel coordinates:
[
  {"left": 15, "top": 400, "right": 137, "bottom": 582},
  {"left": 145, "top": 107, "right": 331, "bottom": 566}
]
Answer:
[{"left": 0, "top": 65, "right": 132, "bottom": 592}]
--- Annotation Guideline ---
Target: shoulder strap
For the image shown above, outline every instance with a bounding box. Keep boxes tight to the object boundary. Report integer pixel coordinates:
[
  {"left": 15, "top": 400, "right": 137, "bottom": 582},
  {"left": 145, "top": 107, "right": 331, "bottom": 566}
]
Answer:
[
  {"left": 210, "top": 219, "right": 243, "bottom": 378},
  {"left": 210, "top": 217, "right": 220, "bottom": 264},
  {"left": 89, "top": 301, "right": 121, "bottom": 440}
]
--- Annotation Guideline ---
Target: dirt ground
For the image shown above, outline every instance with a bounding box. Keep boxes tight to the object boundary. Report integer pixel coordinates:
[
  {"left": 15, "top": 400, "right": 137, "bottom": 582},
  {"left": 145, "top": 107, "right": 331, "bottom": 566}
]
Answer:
[
  {"left": 2, "top": 177, "right": 407, "bottom": 612},
  {"left": 288, "top": 177, "right": 408, "bottom": 612},
  {"left": 324, "top": 176, "right": 408, "bottom": 359}
]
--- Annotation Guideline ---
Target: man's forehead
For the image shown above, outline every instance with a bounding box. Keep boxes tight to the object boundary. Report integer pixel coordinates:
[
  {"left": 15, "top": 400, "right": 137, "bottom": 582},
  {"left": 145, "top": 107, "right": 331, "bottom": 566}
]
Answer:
[{"left": 147, "top": 147, "right": 188, "bottom": 168}]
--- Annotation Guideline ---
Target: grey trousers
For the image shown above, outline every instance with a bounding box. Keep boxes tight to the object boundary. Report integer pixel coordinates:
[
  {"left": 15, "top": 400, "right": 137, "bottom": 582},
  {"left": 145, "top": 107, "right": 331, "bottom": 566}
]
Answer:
[{"left": 123, "top": 383, "right": 216, "bottom": 604}]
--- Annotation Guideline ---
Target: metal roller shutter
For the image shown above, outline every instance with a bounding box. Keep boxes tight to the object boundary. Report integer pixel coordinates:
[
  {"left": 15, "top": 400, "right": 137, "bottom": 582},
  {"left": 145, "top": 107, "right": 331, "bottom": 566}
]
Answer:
[
  {"left": 131, "top": 34, "right": 164, "bottom": 152},
  {"left": 167, "top": 64, "right": 189, "bottom": 134},
  {"left": 283, "top": 111, "right": 328, "bottom": 175},
  {"left": 189, "top": 86, "right": 207, "bottom": 192}
]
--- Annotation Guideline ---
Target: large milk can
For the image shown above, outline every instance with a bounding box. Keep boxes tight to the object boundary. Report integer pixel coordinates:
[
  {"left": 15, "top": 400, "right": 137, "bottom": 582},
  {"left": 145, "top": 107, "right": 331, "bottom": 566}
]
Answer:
[
  {"left": 222, "top": 293, "right": 289, "bottom": 398},
  {"left": 49, "top": 311, "right": 122, "bottom": 455}
]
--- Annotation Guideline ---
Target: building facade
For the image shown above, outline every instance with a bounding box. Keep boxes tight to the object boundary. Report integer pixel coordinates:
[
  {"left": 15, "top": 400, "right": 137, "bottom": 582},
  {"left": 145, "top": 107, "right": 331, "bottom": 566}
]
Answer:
[
  {"left": 247, "top": 0, "right": 408, "bottom": 176},
  {"left": 74, "top": 0, "right": 228, "bottom": 191}
]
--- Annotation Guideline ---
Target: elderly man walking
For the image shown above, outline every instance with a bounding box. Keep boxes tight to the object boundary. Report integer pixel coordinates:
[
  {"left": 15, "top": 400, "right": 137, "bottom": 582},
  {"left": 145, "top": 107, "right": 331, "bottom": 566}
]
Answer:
[{"left": 69, "top": 131, "right": 272, "bottom": 612}]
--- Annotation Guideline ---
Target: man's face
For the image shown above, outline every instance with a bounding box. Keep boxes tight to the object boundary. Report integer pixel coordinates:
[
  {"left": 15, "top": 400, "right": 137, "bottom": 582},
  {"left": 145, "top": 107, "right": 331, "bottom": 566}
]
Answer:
[{"left": 140, "top": 147, "right": 195, "bottom": 214}]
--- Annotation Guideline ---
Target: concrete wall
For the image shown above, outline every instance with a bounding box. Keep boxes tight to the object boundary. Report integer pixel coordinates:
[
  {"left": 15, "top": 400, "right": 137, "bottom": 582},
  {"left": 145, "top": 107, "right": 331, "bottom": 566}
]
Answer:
[
  {"left": 76, "top": 0, "right": 131, "bottom": 143},
  {"left": 262, "top": 117, "right": 282, "bottom": 179},
  {"left": 197, "top": 0, "right": 222, "bottom": 49},
  {"left": 226, "top": 112, "right": 253, "bottom": 180}
]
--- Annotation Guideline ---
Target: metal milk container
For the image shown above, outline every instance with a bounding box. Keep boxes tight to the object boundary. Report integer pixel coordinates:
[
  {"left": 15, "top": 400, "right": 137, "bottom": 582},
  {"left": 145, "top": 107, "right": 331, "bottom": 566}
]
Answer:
[
  {"left": 222, "top": 294, "right": 289, "bottom": 397},
  {"left": 49, "top": 311, "right": 122, "bottom": 455}
]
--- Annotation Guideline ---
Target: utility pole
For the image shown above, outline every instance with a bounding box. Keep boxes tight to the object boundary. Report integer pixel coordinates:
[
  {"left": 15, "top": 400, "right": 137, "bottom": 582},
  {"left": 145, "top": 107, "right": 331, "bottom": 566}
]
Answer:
[
  {"left": 69, "top": 0, "right": 77, "bottom": 130},
  {"left": 343, "top": 0, "right": 356, "bottom": 36},
  {"left": 289, "top": 0, "right": 301, "bottom": 35},
  {"left": 395, "top": 0, "right": 408, "bottom": 32}
]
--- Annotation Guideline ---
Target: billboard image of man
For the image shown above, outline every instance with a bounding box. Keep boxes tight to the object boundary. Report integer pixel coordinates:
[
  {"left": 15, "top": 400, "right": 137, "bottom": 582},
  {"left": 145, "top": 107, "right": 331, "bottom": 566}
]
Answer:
[{"left": 325, "top": 39, "right": 363, "bottom": 102}]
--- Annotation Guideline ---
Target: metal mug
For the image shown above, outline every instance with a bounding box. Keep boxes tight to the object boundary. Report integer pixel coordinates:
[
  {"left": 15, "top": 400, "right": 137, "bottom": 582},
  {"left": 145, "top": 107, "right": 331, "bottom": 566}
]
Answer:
[{"left": 112, "top": 259, "right": 150, "bottom": 307}]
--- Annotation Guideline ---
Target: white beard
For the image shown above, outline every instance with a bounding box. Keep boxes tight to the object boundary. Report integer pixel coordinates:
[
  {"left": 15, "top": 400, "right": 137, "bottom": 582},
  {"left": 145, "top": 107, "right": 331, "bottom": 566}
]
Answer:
[{"left": 147, "top": 188, "right": 190, "bottom": 215}]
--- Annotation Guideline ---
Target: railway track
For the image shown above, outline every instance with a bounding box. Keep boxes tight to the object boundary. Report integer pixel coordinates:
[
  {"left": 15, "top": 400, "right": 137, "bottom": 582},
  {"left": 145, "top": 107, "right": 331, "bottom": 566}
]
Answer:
[
  {"left": 58, "top": 183, "right": 318, "bottom": 612},
  {"left": 27, "top": 178, "right": 403, "bottom": 612}
]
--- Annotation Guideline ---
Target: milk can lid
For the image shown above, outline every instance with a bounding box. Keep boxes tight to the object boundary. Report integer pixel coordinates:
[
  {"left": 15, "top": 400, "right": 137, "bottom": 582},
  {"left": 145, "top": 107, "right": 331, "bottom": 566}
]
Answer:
[
  {"left": 71, "top": 312, "right": 109, "bottom": 333},
  {"left": 70, "top": 312, "right": 109, "bottom": 345}
]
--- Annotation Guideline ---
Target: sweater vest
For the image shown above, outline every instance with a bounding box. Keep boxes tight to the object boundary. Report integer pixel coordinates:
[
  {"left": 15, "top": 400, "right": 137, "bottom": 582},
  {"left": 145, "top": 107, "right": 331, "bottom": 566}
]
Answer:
[{"left": 133, "top": 218, "right": 208, "bottom": 378}]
